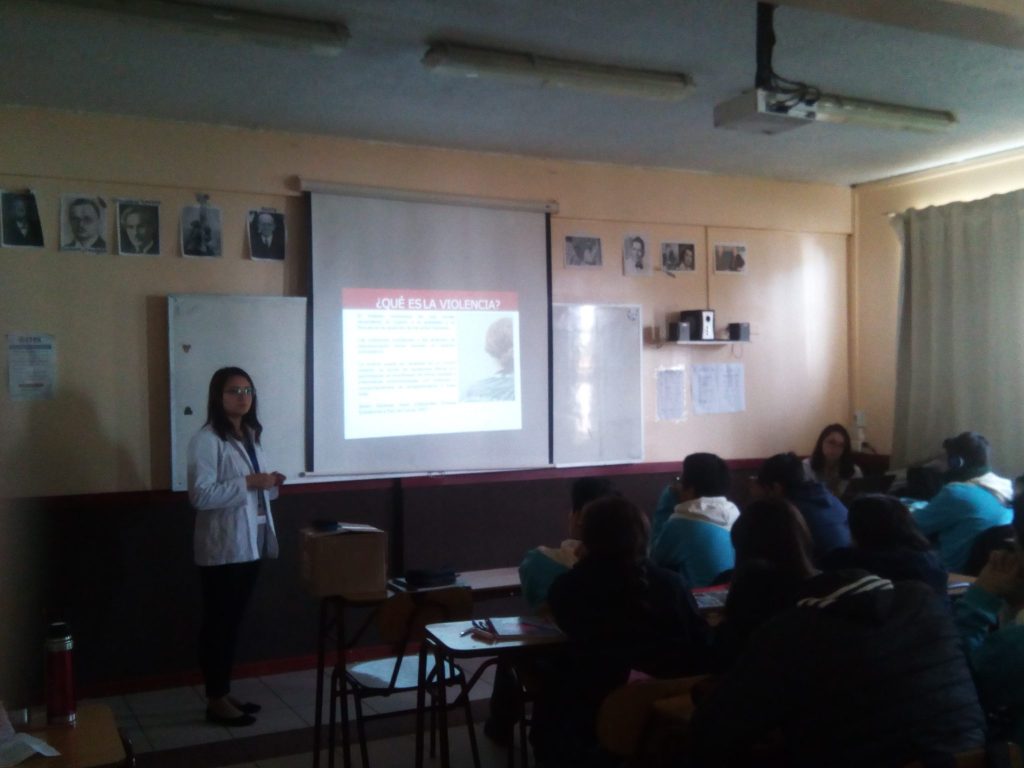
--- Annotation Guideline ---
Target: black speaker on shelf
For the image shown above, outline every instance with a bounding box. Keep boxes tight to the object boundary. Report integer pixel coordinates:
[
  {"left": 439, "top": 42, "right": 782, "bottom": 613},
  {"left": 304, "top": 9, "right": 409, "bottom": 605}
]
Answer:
[{"left": 727, "top": 322, "right": 750, "bottom": 341}]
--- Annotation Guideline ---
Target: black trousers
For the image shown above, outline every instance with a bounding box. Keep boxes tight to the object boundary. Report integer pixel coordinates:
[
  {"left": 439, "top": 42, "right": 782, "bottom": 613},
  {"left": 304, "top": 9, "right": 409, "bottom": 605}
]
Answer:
[{"left": 198, "top": 560, "right": 260, "bottom": 700}]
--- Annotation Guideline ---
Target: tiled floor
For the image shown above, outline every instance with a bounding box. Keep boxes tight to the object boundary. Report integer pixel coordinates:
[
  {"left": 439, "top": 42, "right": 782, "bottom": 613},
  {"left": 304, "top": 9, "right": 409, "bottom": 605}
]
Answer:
[{"left": 84, "top": 659, "right": 507, "bottom": 767}]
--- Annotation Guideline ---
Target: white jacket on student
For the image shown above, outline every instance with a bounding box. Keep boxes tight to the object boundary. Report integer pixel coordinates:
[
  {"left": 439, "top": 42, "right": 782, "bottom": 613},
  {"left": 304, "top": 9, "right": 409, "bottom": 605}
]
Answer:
[{"left": 187, "top": 425, "right": 279, "bottom": 566}]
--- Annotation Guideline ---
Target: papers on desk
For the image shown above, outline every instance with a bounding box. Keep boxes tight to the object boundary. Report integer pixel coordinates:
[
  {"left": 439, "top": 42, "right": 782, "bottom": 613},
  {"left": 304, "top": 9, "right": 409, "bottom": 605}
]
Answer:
[
  {"left": 0, "top": 733, "right": 60, "bottom": 767},
  {"left": 470, "top": 616, "right": 561, "bottom": 642}
]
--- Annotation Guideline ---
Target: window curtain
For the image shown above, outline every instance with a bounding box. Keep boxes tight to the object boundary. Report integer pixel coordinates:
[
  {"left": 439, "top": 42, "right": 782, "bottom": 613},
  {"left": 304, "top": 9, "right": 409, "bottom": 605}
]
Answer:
[{"left": 891, "top": 189, "right": 1024, "bottom": 475}]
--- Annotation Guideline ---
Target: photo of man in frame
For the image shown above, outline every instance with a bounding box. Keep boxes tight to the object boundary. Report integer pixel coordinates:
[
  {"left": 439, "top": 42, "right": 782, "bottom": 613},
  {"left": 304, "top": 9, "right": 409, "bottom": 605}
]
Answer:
[
  {"left": 2, "top": 191, "right": 45, "bottom": 248},
  {"left": 61, "top": 195, "right": 107, "bottom": 253},
  {"left": 117, "top": 201, "right": 160, "bottom": 255}
]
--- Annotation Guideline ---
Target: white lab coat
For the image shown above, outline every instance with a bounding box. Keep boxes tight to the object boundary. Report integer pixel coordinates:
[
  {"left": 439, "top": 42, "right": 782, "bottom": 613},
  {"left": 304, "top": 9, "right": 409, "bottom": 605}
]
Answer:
[{"left": 187, "top": 425, "right": 279, "bottom": 566}]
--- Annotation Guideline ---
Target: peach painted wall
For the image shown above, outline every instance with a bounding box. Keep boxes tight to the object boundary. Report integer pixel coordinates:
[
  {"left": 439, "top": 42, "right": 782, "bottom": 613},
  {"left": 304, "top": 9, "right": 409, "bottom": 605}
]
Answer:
[
  {"left": 0, "top": 105, "right": 852, "bottom": 496},
  {"left": 852, "top": 147, "right": 1024, "bottom": 453}
]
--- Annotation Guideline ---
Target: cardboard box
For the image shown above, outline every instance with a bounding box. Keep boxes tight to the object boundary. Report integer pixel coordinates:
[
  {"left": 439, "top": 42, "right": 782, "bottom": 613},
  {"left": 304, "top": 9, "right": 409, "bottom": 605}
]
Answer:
[{"left": 300, "top": 525, "right": 388, "bottom": 599}]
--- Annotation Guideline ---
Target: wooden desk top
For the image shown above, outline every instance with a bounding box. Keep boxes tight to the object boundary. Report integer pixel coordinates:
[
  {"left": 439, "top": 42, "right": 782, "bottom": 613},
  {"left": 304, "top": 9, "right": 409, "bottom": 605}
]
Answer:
[
  {"left": 426, "top": 618, "right": 565, "bottom": 657},
  {"left": 20, "top": 703, "right": 125, "bottom": 768}
]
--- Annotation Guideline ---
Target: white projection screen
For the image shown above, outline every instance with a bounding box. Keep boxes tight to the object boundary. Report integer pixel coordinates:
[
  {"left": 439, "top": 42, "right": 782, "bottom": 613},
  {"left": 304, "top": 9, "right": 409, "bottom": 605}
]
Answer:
[{"left": 310, "top": 190, "right": 551, "bottom": 476}]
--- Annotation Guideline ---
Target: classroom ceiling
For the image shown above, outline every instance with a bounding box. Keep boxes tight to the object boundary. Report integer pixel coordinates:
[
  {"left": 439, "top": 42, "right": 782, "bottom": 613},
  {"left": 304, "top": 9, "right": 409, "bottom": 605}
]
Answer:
[{"left": 4, "top": 0, "right": 1024, "bottom": 186}]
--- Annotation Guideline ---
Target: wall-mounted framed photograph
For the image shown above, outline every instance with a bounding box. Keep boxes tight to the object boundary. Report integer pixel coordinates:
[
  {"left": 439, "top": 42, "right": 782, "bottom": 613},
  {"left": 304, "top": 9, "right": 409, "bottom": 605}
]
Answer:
[
  {"left": 565, "top": 235, "right": 602, "bottom": 267},
  {"left": 248, "top": 209, "right": 286, "bottom": 260},
  {"left": 623, "top": 234, "right": 651, "bottom": 276},
  {"left": 60, "top": 194, "right": 107, "bottom": 253},
  {"left": 662, "top": 241, "right": 696, "bottom": 273},
  {"left": 714, "top": 243, "right": 747, "bottom": 273},
  {"left": 181, "top": 204, "right": 222, "bottom": 258},
  {"left": 117, "top": 200, "right": 161, "bottom": 255},
  {"left": 1, "top": 190, "right": 45, "bottom": 248}
]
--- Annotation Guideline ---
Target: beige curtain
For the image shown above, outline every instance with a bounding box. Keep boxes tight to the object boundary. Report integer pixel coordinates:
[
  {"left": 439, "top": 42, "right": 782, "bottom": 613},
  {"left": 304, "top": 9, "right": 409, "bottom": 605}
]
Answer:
[{"left": 892, "top": 189, "right": 1024, "bottom": 475}]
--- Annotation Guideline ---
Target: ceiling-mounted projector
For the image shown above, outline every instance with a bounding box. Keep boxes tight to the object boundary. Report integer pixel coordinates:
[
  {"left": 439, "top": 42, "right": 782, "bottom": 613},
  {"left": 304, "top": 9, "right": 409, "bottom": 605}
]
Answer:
[{"left": 714, "top": 89, "right": 814, "bottom": 135}]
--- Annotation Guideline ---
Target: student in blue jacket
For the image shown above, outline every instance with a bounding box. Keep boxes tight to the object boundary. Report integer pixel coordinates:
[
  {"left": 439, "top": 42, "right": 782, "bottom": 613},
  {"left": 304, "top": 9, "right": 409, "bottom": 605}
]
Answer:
[
  {"left": 755, "top": 452, "right": 851, "bottom": 563},
  {"left": 650, "top": 453, "right": 739, "bottom": 586},
  {"left": 913, "top": 431, "right": 1013, "bottom": 573}
]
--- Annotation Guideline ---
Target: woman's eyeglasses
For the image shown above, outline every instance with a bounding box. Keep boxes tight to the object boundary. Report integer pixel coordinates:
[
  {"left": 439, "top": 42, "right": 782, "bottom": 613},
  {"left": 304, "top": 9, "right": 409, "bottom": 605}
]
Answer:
[{"left": 225, "top": 386, "right": 255, "bottom": 396}]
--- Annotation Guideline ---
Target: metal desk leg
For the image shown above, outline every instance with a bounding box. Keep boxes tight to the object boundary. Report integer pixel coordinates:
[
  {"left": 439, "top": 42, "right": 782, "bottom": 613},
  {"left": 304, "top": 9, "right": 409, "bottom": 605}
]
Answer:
[
  {"left": 435, "top": 643, "right": 450, "bottom": 768},
  {"left": 414, "top": 641, "right": 428, "bottom": 768},
  {"left": 314, "top": 598, "right": 328, "bottom": 768}
]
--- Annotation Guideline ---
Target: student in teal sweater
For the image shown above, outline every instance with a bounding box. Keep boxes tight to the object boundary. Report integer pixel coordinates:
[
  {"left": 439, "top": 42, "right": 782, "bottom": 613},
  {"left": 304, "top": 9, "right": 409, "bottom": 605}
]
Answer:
[
  {"left": 912, "top": 432, "right": 1012, "bottom": 573},
  {"left": 517, "top": 476, "right": 618, "bottom": 610},
  {"left": 953, "top": 495, "right": 1024, "bottom": 745},
  {"left": 650, "top": 453, "right": 739, "bottom": 587}
]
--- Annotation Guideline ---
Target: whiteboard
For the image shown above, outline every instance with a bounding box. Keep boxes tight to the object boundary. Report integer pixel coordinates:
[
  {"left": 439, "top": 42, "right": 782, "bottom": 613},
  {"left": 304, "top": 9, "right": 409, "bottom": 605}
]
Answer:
[
  {"left": 552, "top": 303, "right": 643, "bottom": 466},
  {"left": 169, "top": 295, "right": 307, "bottom": 491}
]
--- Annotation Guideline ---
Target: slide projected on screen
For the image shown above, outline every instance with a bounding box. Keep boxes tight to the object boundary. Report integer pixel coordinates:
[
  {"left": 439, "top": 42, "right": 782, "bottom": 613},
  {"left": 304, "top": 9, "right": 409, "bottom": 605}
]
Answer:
[{"left": 342, "top": 288, "right": 521, "bottom": 439}]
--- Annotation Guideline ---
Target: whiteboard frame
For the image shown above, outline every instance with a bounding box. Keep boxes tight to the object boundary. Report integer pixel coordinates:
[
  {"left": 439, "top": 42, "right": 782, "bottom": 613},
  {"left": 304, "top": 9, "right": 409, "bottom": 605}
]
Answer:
[
  {"left": 552, "top": 302, "right": 644, "bottom": 467},
  {"left": 168, "top": 294, "right": 308, "bottom": 491}
]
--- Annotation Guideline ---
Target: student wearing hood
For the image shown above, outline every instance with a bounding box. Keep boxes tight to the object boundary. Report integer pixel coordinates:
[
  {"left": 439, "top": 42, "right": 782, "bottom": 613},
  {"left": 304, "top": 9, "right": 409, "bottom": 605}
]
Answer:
[
  {"left": 912, "top": 431, "right": 1013, "bottom": 573},
  {"left": 690, "top": 566, "right": 986, "bottom": 766},
  {"left": 650, "top": 452, "right": 739, "bottom": 587}
]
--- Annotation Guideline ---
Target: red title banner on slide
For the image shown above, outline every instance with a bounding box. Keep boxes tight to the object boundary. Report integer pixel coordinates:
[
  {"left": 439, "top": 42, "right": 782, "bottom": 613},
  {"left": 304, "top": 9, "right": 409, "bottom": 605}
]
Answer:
[{"left": 342, "top": 288, "right": 519, "bottom": 311}]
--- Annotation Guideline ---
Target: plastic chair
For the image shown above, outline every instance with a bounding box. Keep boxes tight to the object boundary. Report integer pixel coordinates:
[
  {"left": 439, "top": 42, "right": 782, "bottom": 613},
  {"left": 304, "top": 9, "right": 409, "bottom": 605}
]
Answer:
[{"left": 329, "top": 585, "right": 478, "bottom": 768}]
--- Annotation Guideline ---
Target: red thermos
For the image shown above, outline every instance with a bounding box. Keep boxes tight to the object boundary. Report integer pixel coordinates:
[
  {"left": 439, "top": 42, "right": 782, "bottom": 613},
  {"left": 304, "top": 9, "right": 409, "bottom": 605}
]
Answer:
[{"left": 45, "top": 622, "right": 75, "bottom": 726}]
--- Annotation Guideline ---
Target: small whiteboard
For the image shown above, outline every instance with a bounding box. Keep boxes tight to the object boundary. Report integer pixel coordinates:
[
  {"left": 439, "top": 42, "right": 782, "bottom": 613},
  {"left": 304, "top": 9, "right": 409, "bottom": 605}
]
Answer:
[
  {"left": 169, "top": 294, "right": 307, "bottom": 491},
  {"left": 552, "top": 303, "right": 643, "bottom": 466}
]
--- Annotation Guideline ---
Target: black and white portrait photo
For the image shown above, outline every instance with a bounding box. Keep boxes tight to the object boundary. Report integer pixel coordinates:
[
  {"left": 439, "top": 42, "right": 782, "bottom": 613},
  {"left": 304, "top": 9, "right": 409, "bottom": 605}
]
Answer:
[
  {"left": 1, "top": 191, "right": 45, "bottom": 248},
  {"left": 714, "top": 243, "right": 747, "bottom": 273},
  {"left": 623, "top": 234, "right": 651, "bottom": 276},
  {"left": 565, "top": 235, "right": 602, "bottom": 267},
  {"left": 181, "top": 204, "right": 222, "bottom": 258},
  {"left": 248, "top": 210, "right": 286, "bottom": 260},
  {"left": 117, "top": 201, "right": 161, "bottom": 255},
  {"left": 60, "top": 195, "right": 107, "bottom": 253},
  {"left": 662, "top": 242, "right": 696, "bottom": 273}
]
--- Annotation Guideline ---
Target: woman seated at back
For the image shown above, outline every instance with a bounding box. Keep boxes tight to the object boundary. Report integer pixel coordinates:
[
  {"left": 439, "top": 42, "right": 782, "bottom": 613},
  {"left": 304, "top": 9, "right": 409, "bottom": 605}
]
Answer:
[
  {"left": 804, "top": 423, "right": 863, "bottom": 498},
  {"left": 822, "top": 494, "right": 948, "bottom": 598},
  {"left": 712, "top": 497, "right": 817, "bottom": 670},
  {"left": 532, "top": 496, "right": 709, "bottom": 766}
]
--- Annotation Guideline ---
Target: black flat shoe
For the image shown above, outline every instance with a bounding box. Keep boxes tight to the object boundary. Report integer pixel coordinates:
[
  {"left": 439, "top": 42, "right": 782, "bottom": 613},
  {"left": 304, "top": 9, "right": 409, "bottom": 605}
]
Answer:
[
  {"left": 205, "top": 708, "right": 256, "bottom": 727},
  {"left": 234, "top": 701, "right": 261, "bottom": 715}
]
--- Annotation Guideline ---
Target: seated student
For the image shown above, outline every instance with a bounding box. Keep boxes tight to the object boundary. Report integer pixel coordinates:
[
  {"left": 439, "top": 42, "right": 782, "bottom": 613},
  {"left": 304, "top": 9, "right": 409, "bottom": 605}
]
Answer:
[
  {"left": 823, "top": 494, "right": 948, "bottom": 599},
  {"left": 650, "top": 452, "right": 740, "bottom": 587},
  {"left": 954, "top": 493, "right": 1024, "bottom": 745},
  {"left": 712, "top": 497, "right": 817, "bottom": 670},
  {"left": 518, "top": 476, "right": 616, "bottom": 611},
  {"left": 913, "top": 431, "right": 1013, "bottom": 573},
  {"left": 691, "top": 568, "right": 987, "bottom": 767},
  {"left": 803, "top": 423, "right": 863, "bottom": 498},
  {"left": 532, "top": 496, "right": 709, "bottom": 766},
  {"left": 755, "top": 452, "right": 850, "bottom": 563}
]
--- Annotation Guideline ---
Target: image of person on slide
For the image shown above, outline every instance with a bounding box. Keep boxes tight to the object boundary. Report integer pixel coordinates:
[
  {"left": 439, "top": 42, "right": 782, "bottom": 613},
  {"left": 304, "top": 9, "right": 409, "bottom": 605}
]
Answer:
[{"left": 464, "top": 317, "right": 515, "bottom": 401}]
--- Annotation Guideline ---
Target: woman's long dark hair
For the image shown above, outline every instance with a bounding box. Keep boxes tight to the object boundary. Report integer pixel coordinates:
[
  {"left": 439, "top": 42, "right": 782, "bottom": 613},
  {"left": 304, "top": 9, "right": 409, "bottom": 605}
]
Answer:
[
  {"left": 849, "top": 494, "right": 932, "bottom": 552},
  {"left": 810, "top": 423, "right": 856, "bottom": 479},
  {"left": 579, "top": 496, "right": 651, "bottom": 601},
  {"left": 205, "top": 366, "right": 262, "bottom": 443},
  {"left": 731, "top": 498, "right": 816, "bottom": 580}
]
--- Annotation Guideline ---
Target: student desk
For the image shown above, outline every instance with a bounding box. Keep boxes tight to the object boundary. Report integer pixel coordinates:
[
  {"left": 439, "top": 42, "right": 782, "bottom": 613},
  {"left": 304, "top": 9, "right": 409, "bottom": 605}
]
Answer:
[
  {"left": 313, "top": 567, "right": 521, "bottom": 768},
  {"left": 18, "top": 704, "right": 127, "bottom": 768},
  {"left": 415, "top": 619, "right": 566, "bottom": 768}
]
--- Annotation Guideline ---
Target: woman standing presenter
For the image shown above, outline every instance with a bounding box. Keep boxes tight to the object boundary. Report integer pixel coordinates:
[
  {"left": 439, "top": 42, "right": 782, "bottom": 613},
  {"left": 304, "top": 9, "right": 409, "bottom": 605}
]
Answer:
[{"left": 187, "top": 367, "right": 285, "bottom": 726}]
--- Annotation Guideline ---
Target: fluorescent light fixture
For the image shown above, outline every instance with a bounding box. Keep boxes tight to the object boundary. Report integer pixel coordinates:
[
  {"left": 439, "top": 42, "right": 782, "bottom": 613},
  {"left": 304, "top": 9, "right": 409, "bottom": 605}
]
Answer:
[
  {"left": 813, "top": 94, "right": 957, "bottom": 133},
  {"left": 715, "top": 88, "right": 956, "bottom": 134},
  {"left": 39, "top": 0, "right": 349, "bottom": 56},
  {"left": 423, "top": 42, "right": 694, "bottom": 101}
]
